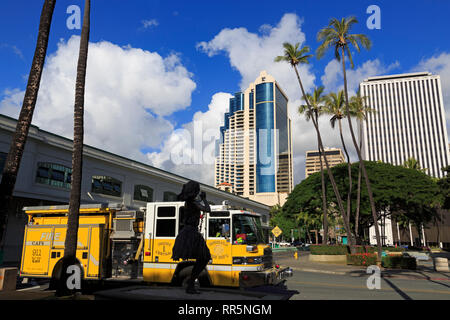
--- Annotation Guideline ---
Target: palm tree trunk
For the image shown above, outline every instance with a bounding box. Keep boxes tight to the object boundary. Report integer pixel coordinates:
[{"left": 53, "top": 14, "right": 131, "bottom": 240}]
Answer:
[
  {"left": 58, "top": 0, "right": 90, "bottom": 295},
  {"left": 0, "top": 0, "right": 56, "bottom": 248},
  {"left": 340, "top": 47, "right": 382, "bottom": 264},
  {"left": 355, "top": 122, "right": 363, "bottom": 242},
  {"left": 355, "top": 164, "right": 362, "bottom": 240},
  {"left": 292, "top": 66, "right": 355, "bottom": 250},
  {"left": 338, "top": 119, "right": 352, "bottom": 229},
  {"left": 306, "top": 226, "right": 312, "bottom": 244},
  {"left": 317, "top": 115, "right": 328, "bottom": 245}
]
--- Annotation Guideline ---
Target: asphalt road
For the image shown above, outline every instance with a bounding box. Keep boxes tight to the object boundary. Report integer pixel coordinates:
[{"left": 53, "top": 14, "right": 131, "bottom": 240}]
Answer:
[{"left": 286, "top": 270, "right": 450, "bottom": 300}]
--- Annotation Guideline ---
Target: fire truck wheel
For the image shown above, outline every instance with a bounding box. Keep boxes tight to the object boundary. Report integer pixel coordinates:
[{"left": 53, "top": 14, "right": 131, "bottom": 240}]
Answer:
[{"left": 50, "top": 258, "right": 84, "bottom": 291}]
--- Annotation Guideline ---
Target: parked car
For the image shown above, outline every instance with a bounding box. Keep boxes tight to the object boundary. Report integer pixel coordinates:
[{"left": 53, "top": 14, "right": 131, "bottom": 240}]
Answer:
[{"left": 291, "top": 240, "right": 302, "bottom": 247}]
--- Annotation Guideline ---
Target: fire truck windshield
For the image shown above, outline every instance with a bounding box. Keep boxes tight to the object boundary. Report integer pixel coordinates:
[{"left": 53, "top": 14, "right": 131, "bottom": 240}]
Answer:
[{"left": 232, "top": 214, "right": 264, "bottom": 245}]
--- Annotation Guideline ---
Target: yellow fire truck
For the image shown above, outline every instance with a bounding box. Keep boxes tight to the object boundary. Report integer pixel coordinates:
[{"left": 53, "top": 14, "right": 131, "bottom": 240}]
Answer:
[{"left": 20, "top": 202, "right": 292, "bottom": 289}]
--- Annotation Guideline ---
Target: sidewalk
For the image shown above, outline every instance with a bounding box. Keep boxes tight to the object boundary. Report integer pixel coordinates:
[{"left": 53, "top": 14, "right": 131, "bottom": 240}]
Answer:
[{"left": 274, "top": 251, "right": 450, "bottom": 281}]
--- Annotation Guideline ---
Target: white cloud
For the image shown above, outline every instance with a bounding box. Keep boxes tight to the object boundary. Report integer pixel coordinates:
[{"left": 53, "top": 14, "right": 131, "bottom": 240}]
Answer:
[
  {"left": 141, "top": 19, "right": 159, "bottom": 29},
  {"left": 0, "top": 43, "right": 24, "bottom": 60},
  {"left": 147, "top": 92, "right": 232, "bottom": 184},
  {"left": 321, "top": 58, "right": 400, "bottom": 96},
  {"left": 0, "top": 35, "right": 196, "bottom": 162},
  {"left": 197, "top": 13, "right": 315, "bottom": 101}
]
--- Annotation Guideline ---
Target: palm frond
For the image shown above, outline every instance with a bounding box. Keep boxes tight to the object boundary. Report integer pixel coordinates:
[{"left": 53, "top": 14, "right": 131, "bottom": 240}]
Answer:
[
  {"left": 275, "top": 42, "right": 312, "bottom": 67},
  {"left": 317, "top": 16, "right": 371, "bottom": 65}
]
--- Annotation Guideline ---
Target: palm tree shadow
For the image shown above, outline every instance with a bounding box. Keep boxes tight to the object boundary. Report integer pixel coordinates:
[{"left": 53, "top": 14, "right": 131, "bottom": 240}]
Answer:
[
  {"left": 348, "top": 266, "right": 450, "bottom": 291},
  {"left": 416, "top": 267, "right": 450, "bottom": 289},
  {"left": 382, "top": 278, "right": 413, "bottom": 300}
]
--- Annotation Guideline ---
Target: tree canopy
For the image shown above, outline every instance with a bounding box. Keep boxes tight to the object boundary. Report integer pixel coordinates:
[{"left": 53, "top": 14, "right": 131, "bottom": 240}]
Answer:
[
  {"left": 282, "top": 161, "right": 441, "bottom": 237},
  {"left": 437, "top": 165, "right": 450, "bottom": 210}
]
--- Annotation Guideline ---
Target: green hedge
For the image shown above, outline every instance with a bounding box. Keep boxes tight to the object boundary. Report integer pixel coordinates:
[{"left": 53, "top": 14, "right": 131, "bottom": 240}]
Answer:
[
  {"left": 311, "top": 245, "right": 405, "bottom": 255},
  {"left": 353, "top": 246, "right": 405, "bottom": 253},
  {"left": 382, "top": 247, "right": 405, "bottom": 252},
  {"left": 310, "top": 245, "right": 348, "bottom": 255},
  {"left": 347, "top": 253, "right": 378, "bottom": 266},
  {"left": 382, "top": 256, "right": 416, "bottom": 269}
]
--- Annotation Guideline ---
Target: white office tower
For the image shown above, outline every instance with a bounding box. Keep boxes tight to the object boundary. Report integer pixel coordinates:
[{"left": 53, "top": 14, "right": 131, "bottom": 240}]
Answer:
[{"left": 360, "top": 72, "right": 449, "bottom": 178}]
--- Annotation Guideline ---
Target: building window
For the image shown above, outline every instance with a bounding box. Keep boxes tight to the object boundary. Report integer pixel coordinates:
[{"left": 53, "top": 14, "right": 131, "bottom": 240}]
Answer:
[
  {"left": 163, "top": 191, "right": 178, "bottom": 202},
  {"left": 35, "top": 162, "right": 72, "bottom": 189},
  {"left": 91, "top": 175, "right": 122, "bottom": 197},
  {"left": 133, "top": 184, "right": 153, "bottom": 202}
]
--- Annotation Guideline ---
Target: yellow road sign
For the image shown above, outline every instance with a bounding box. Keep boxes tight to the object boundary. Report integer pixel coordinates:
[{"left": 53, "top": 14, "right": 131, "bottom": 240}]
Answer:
[{"left": 272, "top": 226, "right": 282, "bottom": 237}]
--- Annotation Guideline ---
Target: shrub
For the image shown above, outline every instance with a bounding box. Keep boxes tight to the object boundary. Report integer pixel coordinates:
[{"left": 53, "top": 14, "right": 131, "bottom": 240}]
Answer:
[
  {"left": 408, "top": 246, "right": 430, "bottom": 252},
  {"left": 310, "top": 245, "right": 349, "bottom": 255},
  {"left": 347, "top": 253, "right": 378, "bottom": 266},
  {"left": 366, "top": 246, "right": 405, "bottom": 253},
  {"left": 382, "top": 256, "right": 416, "bottom": 269},
  {"left": 350, "top": 246, "right": 367, "bottom": 254},
  {"left": 383, "top": 247, "right": 405, "bottom": 252}
]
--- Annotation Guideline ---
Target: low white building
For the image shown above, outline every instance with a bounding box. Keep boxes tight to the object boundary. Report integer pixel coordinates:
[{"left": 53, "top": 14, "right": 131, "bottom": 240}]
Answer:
[{"left": 369, "top": 215, "right": 394, "bottom": 246}]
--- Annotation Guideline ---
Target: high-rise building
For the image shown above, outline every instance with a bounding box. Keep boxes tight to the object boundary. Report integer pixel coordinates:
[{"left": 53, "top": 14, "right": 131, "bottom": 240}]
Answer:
[
  {"left": 359, "top": 72, "right": 449, "bottom": 178},
  {"left": 360, "top": 72, "right": 449, "bottom": 247},
  {"left": 215, "top": 71, "right": 293, "bottom": 206},
  {"left": 305, "top": 148, "right": 345, "bottom": 178}
]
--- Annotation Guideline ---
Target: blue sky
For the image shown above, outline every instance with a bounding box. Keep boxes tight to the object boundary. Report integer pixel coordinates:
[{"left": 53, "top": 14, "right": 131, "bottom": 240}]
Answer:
[{"left": 1, "top": 0, "right": 450, "bottom": 184}]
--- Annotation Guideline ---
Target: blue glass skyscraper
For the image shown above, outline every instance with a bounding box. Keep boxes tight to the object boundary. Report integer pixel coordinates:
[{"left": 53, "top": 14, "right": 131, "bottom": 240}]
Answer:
[{"left": 215, "top": 71, "right": 293, "bottom": 207}]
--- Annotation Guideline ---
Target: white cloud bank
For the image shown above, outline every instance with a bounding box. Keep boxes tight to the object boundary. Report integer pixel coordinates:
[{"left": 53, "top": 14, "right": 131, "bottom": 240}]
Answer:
[
  {"left": 147, "top": 92, "right": 232, "bottom": 184},
  {"left": 0, "top": 35, "right": 196, "bottom": 162}
]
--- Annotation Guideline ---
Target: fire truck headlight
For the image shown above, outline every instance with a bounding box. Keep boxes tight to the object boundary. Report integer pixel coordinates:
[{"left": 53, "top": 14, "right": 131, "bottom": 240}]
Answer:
[
  {"left": 246, "top": 257, "right": 263, "bottom": 264},
  {"left": 232, "top": 256, "right": 264, "bottom": 264}
]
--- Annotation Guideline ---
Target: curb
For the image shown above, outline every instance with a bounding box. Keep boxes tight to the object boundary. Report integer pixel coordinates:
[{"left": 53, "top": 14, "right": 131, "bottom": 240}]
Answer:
[{"left": 290, "top": 267, "right": 348, "bottom": 275}]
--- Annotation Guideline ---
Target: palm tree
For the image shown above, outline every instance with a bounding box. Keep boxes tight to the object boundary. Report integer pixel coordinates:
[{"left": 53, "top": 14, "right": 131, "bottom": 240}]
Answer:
[
  {"left": 275, "top": 42, "right": 355, "bottom": 249},
  {"left": 403, "top": 157, "right": 427, "bottom": 173},
  {"left": 299, "top": 86, "right": 330, "bottom": 244},
  {"left": 349, "top": 91, "right": 376, "bottom": 241},
  {"left": 0, "top": 0, "right": 56, "bottom": 251},
  {"left": 316, "top": 17, "right": 382, "bottom": 264},
  {"left": 57, "top": 0, "right": 90, "bottom": 296},
  {"left": 324, "top": 90, "right": 354, "bottom": 238},
  {"left": 296, "top": 211, "right": 322, "bottom": 244}
]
